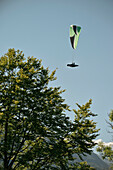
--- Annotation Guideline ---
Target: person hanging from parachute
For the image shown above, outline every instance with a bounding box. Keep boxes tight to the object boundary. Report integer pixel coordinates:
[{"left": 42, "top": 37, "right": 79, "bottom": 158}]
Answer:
[{"left": 67, "top": 25, "right": 81, "bottom": 67}]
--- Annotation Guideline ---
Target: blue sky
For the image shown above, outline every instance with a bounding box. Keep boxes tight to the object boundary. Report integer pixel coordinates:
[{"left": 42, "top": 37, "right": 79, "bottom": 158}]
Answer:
[{"left": 1, "top": 0, "right": 113, "bottom": 143}]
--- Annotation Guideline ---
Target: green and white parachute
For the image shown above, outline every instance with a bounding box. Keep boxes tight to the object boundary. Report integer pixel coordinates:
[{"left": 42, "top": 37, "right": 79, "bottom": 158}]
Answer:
[{"left": 70, "top": 25, "right": 81, "bottom": 49}]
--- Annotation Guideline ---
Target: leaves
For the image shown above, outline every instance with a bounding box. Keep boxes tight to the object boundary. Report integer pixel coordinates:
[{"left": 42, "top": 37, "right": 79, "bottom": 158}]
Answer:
[
  {"left": 96, "top": 110, "right": 113, "bottom": 168},
  {"left": 109, "top": 110, "right": 113, "bottom": 122},
  {"left": 97, "top": 141, "right": 113, "bottom": 162},
  {"left": 0, "top": 48, "right": 99, "bottom": 169}
]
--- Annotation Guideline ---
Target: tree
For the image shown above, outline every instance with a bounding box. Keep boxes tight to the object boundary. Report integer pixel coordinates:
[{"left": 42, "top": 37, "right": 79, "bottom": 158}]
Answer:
[
  {"left": 97, "top": 110, "right": 113, "bottom": 169},
  {"left": 0, "top": 48, "right": 99, "bottom": 169}
]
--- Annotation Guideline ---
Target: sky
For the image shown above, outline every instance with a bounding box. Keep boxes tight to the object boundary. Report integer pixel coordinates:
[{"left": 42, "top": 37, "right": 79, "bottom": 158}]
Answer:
[{"left": 0, "top": 0, "right": 113, "bottom": 143}]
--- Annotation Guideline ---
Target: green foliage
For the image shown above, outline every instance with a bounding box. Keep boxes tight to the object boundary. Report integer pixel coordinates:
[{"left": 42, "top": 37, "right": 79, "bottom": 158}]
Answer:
[
  {"left": 97, "top": 142, "right": 113, "bottom": 161},
  {"left": 0, "top": 49, "right": 99, "bottom": 169},
  {"left": 97, "top": 109, "right": 113, "bottom": 169},
  {"left": 71, "top": 99, "right": 99, "bottom": 157},
  {"left": 109, "top": 110, "right": 113, "bottom": 122},
  {"left": 74, "top": 162, "right": 95, "bottom": 170}
]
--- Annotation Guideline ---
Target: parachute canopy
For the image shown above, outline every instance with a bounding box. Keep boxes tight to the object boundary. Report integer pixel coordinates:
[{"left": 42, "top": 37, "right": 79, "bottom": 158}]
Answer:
[{"left": 70, "top": 25, "right": 81, "bottom": 49}]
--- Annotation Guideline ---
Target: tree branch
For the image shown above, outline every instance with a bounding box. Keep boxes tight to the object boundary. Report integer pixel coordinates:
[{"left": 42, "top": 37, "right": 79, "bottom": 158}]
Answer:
[
  {"left": 8, "top": 133, "right": 16, "bottom": 162},
  {"left": 8, "top": 139, "right": 25, "bottom": 169},
  {"left": 4, "top": 116, "right": 8, "bottom": 169}
]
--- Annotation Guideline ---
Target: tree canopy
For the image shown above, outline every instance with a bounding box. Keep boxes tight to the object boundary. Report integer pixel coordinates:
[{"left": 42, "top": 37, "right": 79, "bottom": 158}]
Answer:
[{"left": 0, "top": 49, "right": 99, "bottom": 169}]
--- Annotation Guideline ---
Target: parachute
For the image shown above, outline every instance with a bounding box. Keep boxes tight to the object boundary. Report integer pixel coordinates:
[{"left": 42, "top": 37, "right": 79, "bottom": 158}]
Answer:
[
  {"left": 67, "top": 25, "right": 81, "bottom": 68},
  {"left": 70, "top": 25, "right": 81, "bottom": 50}
]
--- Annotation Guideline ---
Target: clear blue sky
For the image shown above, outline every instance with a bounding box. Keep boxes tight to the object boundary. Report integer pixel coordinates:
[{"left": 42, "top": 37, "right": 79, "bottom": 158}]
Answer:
[{"left": 1, "top": 0, "right": 113, "bottom": 143}]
